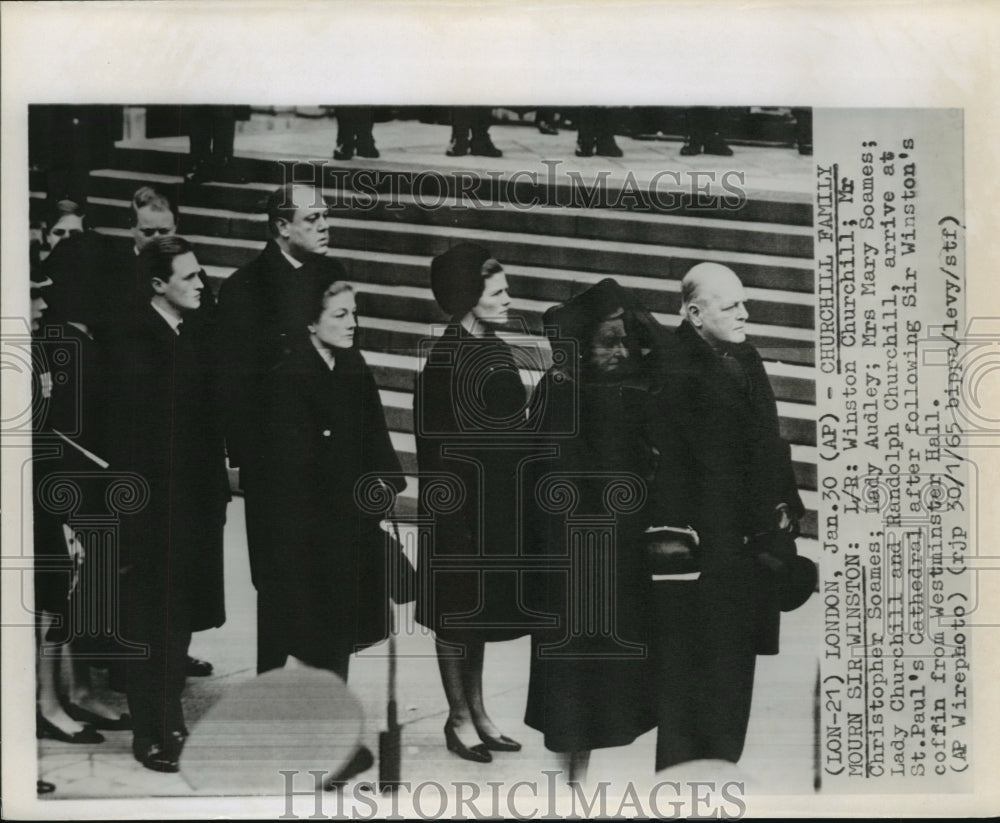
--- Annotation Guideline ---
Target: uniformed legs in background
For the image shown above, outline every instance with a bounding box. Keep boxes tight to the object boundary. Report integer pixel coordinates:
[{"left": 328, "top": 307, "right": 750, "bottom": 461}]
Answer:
[
  {"left": 536, "top": 107, "right": 559, "bottom": 135},
  {"left": 186, "top": 105, "right": 245, "bottom": 184},
  {"left": 792, "top": 107, "right": 813, "bottom": 155},
  {"left": 334, "top": 106, "right": 379, "bottom": 160},
  {"left": 679, "top": 107, "right": 733, "bottom": 156},
  {"left": 575, "top": 107, "right": 623, "bottom": 158},
  {"left": 29, "top": 105, "right": 121, "bottom": 209},
  {"left": 446, "top": 107, "right": 502, "bottom": 157}
]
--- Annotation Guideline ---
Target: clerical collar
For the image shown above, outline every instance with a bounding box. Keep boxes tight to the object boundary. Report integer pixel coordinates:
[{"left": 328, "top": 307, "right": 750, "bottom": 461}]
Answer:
[{"left": 281, "top": 248, "right": 305, "bottom": 270}]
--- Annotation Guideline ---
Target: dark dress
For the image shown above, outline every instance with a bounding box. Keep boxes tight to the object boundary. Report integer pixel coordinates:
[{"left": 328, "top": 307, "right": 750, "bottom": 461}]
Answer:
[
  {"left": 413, "top": 323, "right": 530, "bottom": 643},
  {"left": 523, "top": 368, "right": 657, "bottom": 753},
  {"left": 254, "top": 341, "right": 405, "bottom": 674},
  {"left": 31, "top": 323, "right": 116, "bottom": 648},
  {"left": 645, "top": 319, "right": 806, "bottom": 770}
]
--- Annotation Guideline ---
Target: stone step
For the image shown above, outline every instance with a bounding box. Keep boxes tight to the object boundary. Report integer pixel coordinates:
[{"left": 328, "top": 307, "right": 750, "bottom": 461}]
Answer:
[
  {"left": 202, "top": 250, "right": 816, "bottom": 331},
  {"left": 360, "top": 347, "right": 815, "bottom": 409},
  {"left": 73, "top": 167, "right": 814, "bottom": 259},
  {"left": 352, "top": 314, "right": 815, "bottom": 369},
  {"left": 69, "top": 193, "right": 814, "bottom": 294},
  {"left": 375, "top": 382, "right": 817, "bottom": 448},
  {"left": 35, "top": 186, "right": 814, "bottom": 331},
  {"left": 106, "top": 145, "right": 814, "bottom": 226},
  {"left": 91, "top": 230, "right": 815, "bottom": 368}
]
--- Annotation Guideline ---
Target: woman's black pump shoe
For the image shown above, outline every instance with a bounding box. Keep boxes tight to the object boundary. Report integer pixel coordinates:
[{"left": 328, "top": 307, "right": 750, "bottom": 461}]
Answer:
[
  {"left": 477, "top": 731, "right": 522, "bottom": 752},
  {"left": 444, "top": 722, "right": 492, "bottom": 763}
]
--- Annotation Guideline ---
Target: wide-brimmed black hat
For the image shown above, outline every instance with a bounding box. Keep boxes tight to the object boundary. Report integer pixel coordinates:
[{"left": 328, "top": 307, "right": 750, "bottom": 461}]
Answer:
[
  {"left": 430, "top": 243, "right": 492, "bottom": 317},
  {"left": 543, "top": 278, "right": 631, "bottom": 344}
]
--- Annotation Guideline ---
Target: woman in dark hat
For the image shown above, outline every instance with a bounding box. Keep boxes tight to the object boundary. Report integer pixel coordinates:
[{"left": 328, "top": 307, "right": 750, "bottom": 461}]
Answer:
[
  {"left": 523, "top": 278, "right": 664, "bottom": 783},
  {"left": 414, "top": 243, "right": 528, "bottom": 763}
]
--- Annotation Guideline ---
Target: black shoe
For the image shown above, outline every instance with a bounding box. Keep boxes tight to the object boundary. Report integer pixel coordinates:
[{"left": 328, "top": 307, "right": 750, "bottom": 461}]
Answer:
[
  {"left": 679, "top": 140, "right": 702, "bottom": 156},
  {"left": 37, "top": 779, "right": 56, "bottom": 794},
  {"left": 356, "top": 142, "right": 380, "bottom": 159},
  {"left": 477, "top": 731, "right": 522, "bottom": 752},
  {"left": 133, "top": 738, "right": 180, "bottom": 773},
  {"left": 575, "top": 141, "right": 594, "bottom": 158},
  {"left": 537, "top": 121, "right": 559, "bottom": 136},
  {"left": 445, "top": 139, "right": 469, "bottom": 157},
  {"left": 37, "top": 713, "right": 105, "bottom": 744},
  {"left": 184, "top": 162, "right": 213, "bottom": 185},
  {"left": 703, "top": 134, "right": 733, "bottom": 156},
  {"left": 444, "top": 722, "right": 492, "bottom": 763},
  {"left": 185, "top": 655, "right": 213, "bottom": 677},
  {"left": 323, "top": 744, "right": 374, "bottom": 790},
  {"left": 470, "top": 140, "right": 503, "bottom": 158},
  {"left": 65, "top": 703, "right": 132, "bottom": 731},
  {"left": 333, "top": 144, "right": 354, "bottom": 161},
  {"left": 595, "top": 139, "right": 623, "bottom": 158}
]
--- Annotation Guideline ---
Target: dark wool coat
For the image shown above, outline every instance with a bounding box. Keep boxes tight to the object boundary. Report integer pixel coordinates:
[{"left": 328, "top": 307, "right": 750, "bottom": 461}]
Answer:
[
  {"left": 522, "top": 368, "right": 658, "bottom": 753},
  {"left": 413, "top": 323, "right": 530, "bottom": 642},
  {"left": 645, "top": 319, "right": 805, "bottom": 770},
  {"left": 650, "top": 320, "right": 804, "bottom": 561},
  {"left": 253, "top": 342, "right": 405, "bottom": 666},
  {"left": 32, "top": 323, "right": 114, "bottom": 633},
  {"left": 104, "top": 305, "right": 229, "bottom": 633}
]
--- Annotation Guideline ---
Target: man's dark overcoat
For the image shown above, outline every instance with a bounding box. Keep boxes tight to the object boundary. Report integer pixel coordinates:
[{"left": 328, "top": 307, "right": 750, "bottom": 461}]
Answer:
[
  {"left": 104, "top": 304, "right": 229, "bottom": 745},
  {"left": 646, "top": 319, "right": 805, "bottom": 770}
]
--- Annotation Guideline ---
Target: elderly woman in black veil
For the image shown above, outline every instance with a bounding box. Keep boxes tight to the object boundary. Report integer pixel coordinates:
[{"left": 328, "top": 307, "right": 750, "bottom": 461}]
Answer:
[{"left": 523, "top": 278, "right": 669, "bottom": 784}]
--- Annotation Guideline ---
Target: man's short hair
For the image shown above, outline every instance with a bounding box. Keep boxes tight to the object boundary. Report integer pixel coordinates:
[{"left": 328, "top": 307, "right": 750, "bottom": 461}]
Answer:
[
  {"left": 131, "top": 186, "right": 177, "bottom": 226},
  {"left": 680, "top": 274, "right": 699, "bottom": 310},
  {"left": 265, "top": 183, "right": 323, "bottom": 237},
  {"left": 137, "top": 235, "right": 193, "bottom": 290},
  {"left": 47, "top": 197, "right": 85, "bottom": 229}
]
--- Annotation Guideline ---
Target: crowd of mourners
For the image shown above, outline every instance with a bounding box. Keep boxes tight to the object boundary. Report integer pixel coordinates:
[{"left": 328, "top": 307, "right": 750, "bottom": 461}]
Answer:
[{"left": 29, "top": 127, "right": 815, "bottom": 789}]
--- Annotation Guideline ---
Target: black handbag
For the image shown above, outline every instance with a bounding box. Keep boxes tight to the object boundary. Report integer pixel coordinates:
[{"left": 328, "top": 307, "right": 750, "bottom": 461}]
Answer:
[{"left": 644, "top": 524, "right": 700, "bottom": 576}]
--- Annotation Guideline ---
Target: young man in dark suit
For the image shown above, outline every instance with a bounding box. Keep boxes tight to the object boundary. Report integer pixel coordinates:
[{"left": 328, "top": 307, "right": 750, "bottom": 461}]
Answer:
[
  {"left": 105, "top": 236, "right": 229, "bottom": 772},
  {"left": 43, "top": 187, "right": 218, "bottom": 683}
]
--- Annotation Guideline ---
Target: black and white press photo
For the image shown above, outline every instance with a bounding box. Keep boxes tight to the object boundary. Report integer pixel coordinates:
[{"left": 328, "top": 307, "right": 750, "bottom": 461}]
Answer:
[{"left": 2, "top": 3, "right": 996, "bottom": 820}]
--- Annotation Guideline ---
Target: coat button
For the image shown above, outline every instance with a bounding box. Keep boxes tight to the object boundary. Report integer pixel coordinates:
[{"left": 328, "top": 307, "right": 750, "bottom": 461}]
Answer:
[{"left": 322, "top": 429, "right": 331, "bottom": 437}]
